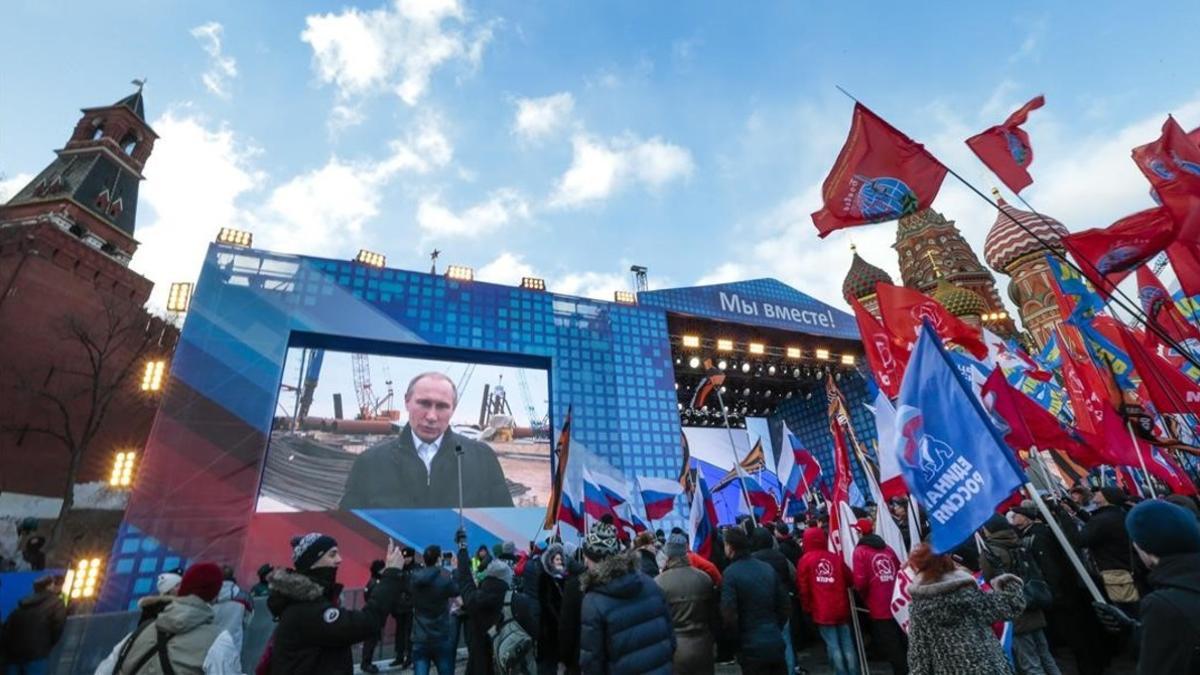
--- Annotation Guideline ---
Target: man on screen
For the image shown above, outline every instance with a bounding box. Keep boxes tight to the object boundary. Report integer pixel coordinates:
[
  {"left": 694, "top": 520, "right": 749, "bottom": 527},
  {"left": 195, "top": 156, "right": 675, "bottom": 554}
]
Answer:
[{"left": 339, "top": 372, "right": 514, "bottom": 509}]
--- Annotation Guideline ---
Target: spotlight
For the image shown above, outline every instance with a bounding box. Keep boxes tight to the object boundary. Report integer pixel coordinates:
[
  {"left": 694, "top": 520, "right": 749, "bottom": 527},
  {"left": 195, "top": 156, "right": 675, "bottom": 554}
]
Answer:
[
  {"left": 140, "top": 360, "right": 166, "bottom": 392},
  {"left": 741, "top": 362, "right": 751, "bottom": 373},
  {"left": 447, "top": 265, "right": 475, "bottom": 281},
  {"left": 675, "top": 357, "right": 682, "bottom": 365},
  {"left": 520, "top": 277, "right": 546, "bottom": 291},
  {"left": 613, "top": 290, "right": 637, "bottom": 304},
  {"left": 748, "top": 342, "right": 765, "bottom": 355},
  {"left": 682, "top": 335, "right": 701, "bottom": 348},
  {"left": 785, "top": 391, "right": 794, "bottom": 399},
  {"left": 109, "top": 451, "right": 136, "bottom": 488},
  {"left": 63, "top": 557, "right": 103, "bottom": 599},
  {"left": 215, "top": 228, "right": 252, "bottom": 247},
  {"left": 354, "top": 249, "right": 386, "bottom": 268},
  {"left": 717, "top": 360, "right": 728, "bottom": 370},
  {"left": 689, "top": 356, "right": 701, "bottom": 369},
  {"left": 674, "top": 381, "right": 679, "bottom": 389},
  {"left": 787, "top": 347, "right": 802, "bottom": 359},
  {"left": 793, "top": 368, "right": 801, "bottom": 378},
  {"left": 768, "top": 365, "right": 776, "bottom": 376},
  {"left": 742, "top": 388, "right": 751, "bottom": 397},
  {"left": 815, "top": 348, "right": 831, "bottom": 360},
  {"left": 717, "top": 339, "right": 734, "bottom": 351},
  {"left": 764, "top": 389, "right": 773, "bottom": 397},
  {"left": 719, "top": 386, "right": 727, "bottom": 394},
  {"left": 841, "top": 354, "right": 856, "bottom": 366},
  {"left": 677, "top": 403, "right": 683, "bottom": 411},
  {"left": 166, "top": 283, "right": 192, "bottom": 313}
]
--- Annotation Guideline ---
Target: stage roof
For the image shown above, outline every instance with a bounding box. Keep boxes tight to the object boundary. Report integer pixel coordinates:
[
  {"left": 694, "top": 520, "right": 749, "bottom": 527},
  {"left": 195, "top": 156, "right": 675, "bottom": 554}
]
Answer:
[{"left": 638, "top": 278, "right": 858, "bottom": 341}]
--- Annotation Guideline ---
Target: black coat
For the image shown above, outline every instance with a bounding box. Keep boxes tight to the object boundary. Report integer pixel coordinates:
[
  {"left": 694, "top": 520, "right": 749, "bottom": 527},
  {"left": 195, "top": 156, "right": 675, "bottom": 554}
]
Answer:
[
  {"left": 338, "top": 426, "right": 513, "bottom": 509},
  {"left": 752, "top": 547, "right": 796, "bottom": 596},
  {"left": 266, "top": 568, "right": 399, "bottom": 675},
  {"left": 558, "top": 574, "right": 584, "bottom": 674},
  {"left": 456, "top": 554, "right": 537, "bottom": 675},
  {"left": 1018, "top": 521, "right": 1080, "bottom": 605},
  {"left": 1138, "top": 552, "right": 1200, "bottom": 675},
  {"left": 721, "top": 554, "right": 790, "bottom": 663},
  {"left": 1080, "top": 504, "right": 1133, "bottom": 572},
  {"left": 409, "top": 566, "right": 459, "bottom": 645},
  {"left": 777, "top": 537, "right": 802, "bottom": 567},
  {"left": 0, "top": 589, "right": 66, "bottom": 663},
  {"left": 579, "top": 554, "right": 674, "bottom": 675},
  {"left": 635, "top": 549, "right": 660, "bottom": 578}
]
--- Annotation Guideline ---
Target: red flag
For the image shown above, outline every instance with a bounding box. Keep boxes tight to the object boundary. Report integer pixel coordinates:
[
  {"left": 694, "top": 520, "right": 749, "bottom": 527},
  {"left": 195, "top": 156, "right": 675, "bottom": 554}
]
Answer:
[
  {"left": 1059, "top": 334, "right": 1141, "bottom": 467},
  {"left": 982, "top": 369, "right": 1104, "bottom": 467},
  {"left": 1136, "top": 266, "right": 1200, "bottom": 351},
  {"left": 1115, "top": 324, "right": 1200, "bottom": 416},
  {"left": 1166, "top": 241, "right": 1200, "bottom": 298},
  {"left": 812, "top": 103, "right": 948, "bottom": 237},
  {"left": 1062, "top": 207, "right": 1176, "bottom": 295},
  {"left": 1141, "top": 445, "right": 1198, "bottom": 496},
  {"left": 874, "top": 282, "right": 988, "bottom": 359},
  {"left": 965, "top": 95, "right": 1045, "bottom": 193},
  {"left": 1132, "top": 116, "right": 1200, "bottom": 243},
  {"left": 849, "top": 296, "right": 907, "bottom": 398},
  {"left": 826, "top": 377, "right": 857, "bottom": 564}
]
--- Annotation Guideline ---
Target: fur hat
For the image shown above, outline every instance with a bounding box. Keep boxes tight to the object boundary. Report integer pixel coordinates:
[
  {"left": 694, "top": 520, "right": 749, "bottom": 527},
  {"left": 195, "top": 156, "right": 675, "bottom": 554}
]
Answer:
[
  {"left": 291, "top": 532, "right": 338, "bottom": 572},
  {"left": 665, "top": 532, "right": 689, "bottom": 560},
  {"left": 1127, "top": 499, "right": 1200, "bottom": 557},
  {"left": 584, "top": 519, "right": 621, "bottom": 561},
  {"left": 178, "top": 563, "right": 223, "bottom": 602}
]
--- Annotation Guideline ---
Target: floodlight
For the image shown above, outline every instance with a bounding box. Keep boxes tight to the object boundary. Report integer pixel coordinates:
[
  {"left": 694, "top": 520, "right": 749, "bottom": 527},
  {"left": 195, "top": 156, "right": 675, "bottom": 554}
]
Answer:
[
  {"left": 681, "top": 335, "right": 700, "bottom": 348},
  {"left": 446, "top": 265, "right": 475, "bottom": 282},
  {"left": 140, "top": 360, "right": 166, "bottom": 392},
  {"left": 215, "top": 228, "right": 252, "bottom": 247},
  {"left": 786, "top": 347, "right": 802, "bottom": 359},
  {"left": 741, "top": 362, "right": 751, "bottom": 373},
  {"left": 166, "top": 283, "right": 192, "bottom": 313},
  {"left": 748, "top": 342, "right": 765, "bottom": 355},
  {"left": 688, "top": 356, "right": 700, "bottom": 369},
  {"left": 109, "top": 451, "right": 136, "bottom": 488},
  {"left": 815, "top": 349, "right": 831, "bottom": 361},
  {"left": 613, "top": 290, "right": 637, "bottom": 304},
  {"left": 717, "top": 339, "right": 734, "bottom": 352},
  {"left": 520, "top": 277, "right": 546, "bottom": 291},
  {"left": 841, "top": 354, "right": 856, "bottom": 366},
  {"left": 354, "top": 249, "right": 386, "bottom": 268},
  {"left": 63, "top": 557, "right": 103, "bottom": 599}
]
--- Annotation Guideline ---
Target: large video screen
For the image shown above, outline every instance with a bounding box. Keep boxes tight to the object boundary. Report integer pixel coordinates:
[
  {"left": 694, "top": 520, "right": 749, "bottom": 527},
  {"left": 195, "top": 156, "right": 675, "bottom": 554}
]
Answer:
[{"left": 256, "top": 348, "right": 552, "bottom": 512}]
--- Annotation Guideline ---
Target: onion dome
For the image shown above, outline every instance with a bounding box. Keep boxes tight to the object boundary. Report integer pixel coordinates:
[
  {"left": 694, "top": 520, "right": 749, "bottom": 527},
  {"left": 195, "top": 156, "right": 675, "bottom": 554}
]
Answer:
[
  {"left": 984, "top": 194, "right": 1069, "bottom": 274},
  {"left": 933, "top": 279, "right": 986, "bottom": 318},
  {"left": 842, "top": 247, "right": 894, "bottom": 303}
]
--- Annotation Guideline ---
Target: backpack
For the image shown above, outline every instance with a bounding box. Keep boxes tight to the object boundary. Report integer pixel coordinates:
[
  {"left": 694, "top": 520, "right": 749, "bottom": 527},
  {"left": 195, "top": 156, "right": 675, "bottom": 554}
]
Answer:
[
  {"left": 985, "top": 540, "right": 1053, "bottom": 611},
  {"left": 489, "top": 590, "right": 535, "bottom": 675}
]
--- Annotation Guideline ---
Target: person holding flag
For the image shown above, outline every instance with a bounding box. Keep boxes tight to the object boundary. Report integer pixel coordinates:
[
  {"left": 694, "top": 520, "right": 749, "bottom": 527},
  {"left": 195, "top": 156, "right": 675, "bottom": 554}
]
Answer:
[
  {"left": 797, "top": 524, "right": 859, "bottom": 675},
  {"left": 851, "top": 517, "right": 908, "bottom": 675}
]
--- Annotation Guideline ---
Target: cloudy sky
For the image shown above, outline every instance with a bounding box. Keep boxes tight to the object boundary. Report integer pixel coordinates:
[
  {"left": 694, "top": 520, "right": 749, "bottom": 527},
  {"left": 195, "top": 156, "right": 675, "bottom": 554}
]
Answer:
[{"left": 2, "top": 1, "right": 1198, "bottom": 314}]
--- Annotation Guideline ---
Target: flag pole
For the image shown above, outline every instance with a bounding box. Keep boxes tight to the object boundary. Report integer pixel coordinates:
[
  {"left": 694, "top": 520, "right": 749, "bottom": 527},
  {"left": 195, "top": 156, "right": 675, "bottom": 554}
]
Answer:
[
  {"left": 715, "top": 387, "right": 759, "bottom": 527},
  {"left": 830, "top": 85, "right": 1200, "bottom": 370},
  {"left": 1023, "top": 477, "right": 1106, "bottom": 604},
  {"left": 847, "top": 588, "right": 870, "bottom": 675},
  {"left": 1127, "top": 422, "right": 1160, "bottom": 498}
]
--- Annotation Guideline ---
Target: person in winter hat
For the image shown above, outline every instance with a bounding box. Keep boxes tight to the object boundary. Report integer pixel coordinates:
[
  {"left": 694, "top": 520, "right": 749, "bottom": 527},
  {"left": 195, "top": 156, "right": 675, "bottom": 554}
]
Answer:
[
  {"left": 851, "top": 517, "right": 907, "bottom": 675},
  {"left": 655, "top": 531, "right": 716, "bottom": 675},
  {"left": 980, "top": 514, "right": 1060, "bottom": 675},
  {"left": 1093, "top": 499, "right": 1200, "bottom": 674},
  {"left": 0, "top": 574, "right": 67, "bottom": 672},
  {"left": 798, "top": 526, "right": 858, "bottom": 675},
  {"left": 750, "top": 525, "right": 797, "bottom": 673},
  {"left": 722, "top": 526, "right": 790, "bottom": 675},
  {"left": 250, "top": 564, "right": 273, "bottom": 598},
  {"left": 905, "top": 542, "right": 1026, "bottom": 675},
  {"left": 263, "top": 533, "right": 405, "bottom": 675},
  {"left": 577, "top": 517, "right": 674, "bottom": 675},
  {"left": 535, "top": 541, "right": 575, "bottom": 674},
  {"left": 94, "top": 562, "right": 242, "bottom": 675}
]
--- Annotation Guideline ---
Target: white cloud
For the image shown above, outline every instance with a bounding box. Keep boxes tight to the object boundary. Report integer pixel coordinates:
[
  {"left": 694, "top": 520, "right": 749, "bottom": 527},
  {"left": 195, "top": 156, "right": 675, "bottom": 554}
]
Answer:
[
  {"left": 555, "top": 270, "right": 630, "bottom": 301},
  {"left": 300, "top": 0, "right": 491, "bottom": 111},
  {"left": 191, "top": 22, "right": 238, "bottom": 98},
  {"left": 512, "top": 92, "right": 574, "bottom": 141},
  {"left": 0, "top": 172, "right": 32, "bottom": 202},
  {"left": 695, "top": 262, "right": 745, "bottom": 287},
  {"left": 133, "top": 112, "right": 265, "bottom": 310},
  {"left": 477, "top": 251, "right": 536, "bottom": 284},
  {"left": 416, "top": 188, "right": 529, "bottom": 239},
  {"left": 549, "top": 133, "right": 694, "bottom": 208}
]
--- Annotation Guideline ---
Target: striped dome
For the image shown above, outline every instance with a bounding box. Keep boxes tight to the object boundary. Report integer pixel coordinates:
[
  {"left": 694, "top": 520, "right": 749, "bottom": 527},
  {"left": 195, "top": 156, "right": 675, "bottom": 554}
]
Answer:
[
  {"left": 984, "top": 197, "right": 1069, "bottom": 274},
  {"left": 933, "top": 279, "right": 987, "bottom": 318},
  {"left": 842, "top": 250, "right": 893, "bottom": 302}
]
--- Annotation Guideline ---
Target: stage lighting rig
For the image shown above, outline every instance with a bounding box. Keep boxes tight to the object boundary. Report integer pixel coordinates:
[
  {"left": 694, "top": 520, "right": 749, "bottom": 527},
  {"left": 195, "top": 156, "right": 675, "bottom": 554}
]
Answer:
[
  {"left": 166, "top": 283, "right": 193, "bottom": 313},
  {"left": 520, "top": 277, "right": 546, "bottom": 291},
  {"left": 446, "top": 265, "right": 475, "bottom": 281},
  {"left": 815, "top": 348, "right": 830, "bottom": 360},
  {"left": 215, "top": 228, "right": 253, "bottom": 247},
  {"left": 689, "top": 356, "right": 701, "bottom": 368},
  {"left": 354, "top": 249, "right": 386, "bottom": 268},
  {"left": 841, "top": 354, "right": 856, "bottom": 366},
  {"left": 682, "top": 335, "right": 700, "bottom": 348},
  {"left": 748, "top": 342, "right": 765, "bottom": 354},
  {"left": 717, "top": 339, "right": 734, "bottom": 351},
  {"left": 787, "top": 347, "right": 802, "bottom": 359},
  {"left": 614, "top": 290, "right": 637, "bottom": 304}
]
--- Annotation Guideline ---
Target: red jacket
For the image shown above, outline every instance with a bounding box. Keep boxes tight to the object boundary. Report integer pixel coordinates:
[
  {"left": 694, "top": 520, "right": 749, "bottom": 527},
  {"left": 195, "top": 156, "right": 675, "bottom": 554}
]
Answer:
[
  {"left": 796, "top": 527, "right": 850, "bottom": 625},
  {"left": 687, "top": 551, "right": 722, "bottom": 586},
  {"left": 851, "top": 534, "right": 900, "bottom": 620}
]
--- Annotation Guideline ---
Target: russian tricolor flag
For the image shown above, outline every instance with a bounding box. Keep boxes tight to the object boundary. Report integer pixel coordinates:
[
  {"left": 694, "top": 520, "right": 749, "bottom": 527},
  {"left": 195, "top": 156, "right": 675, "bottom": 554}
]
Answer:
[
  {"left": 638, "top": 475, "right": 683, "bottom": 520},
  {"left": 688, "top": 471, "right": 719, "bottom": 559}
]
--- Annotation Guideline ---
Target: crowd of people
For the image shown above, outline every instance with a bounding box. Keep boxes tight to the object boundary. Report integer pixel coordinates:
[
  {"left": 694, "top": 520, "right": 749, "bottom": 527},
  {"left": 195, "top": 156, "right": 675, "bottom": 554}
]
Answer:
[{"left": 1, "top": 485, "right": 1199, "bottom": 674}]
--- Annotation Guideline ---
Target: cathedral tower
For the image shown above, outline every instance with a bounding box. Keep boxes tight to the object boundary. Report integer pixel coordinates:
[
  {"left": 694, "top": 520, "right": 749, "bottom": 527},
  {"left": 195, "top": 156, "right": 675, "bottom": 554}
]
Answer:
[{"left": 841, "top": 246, "right": 893, "bottom": 318}]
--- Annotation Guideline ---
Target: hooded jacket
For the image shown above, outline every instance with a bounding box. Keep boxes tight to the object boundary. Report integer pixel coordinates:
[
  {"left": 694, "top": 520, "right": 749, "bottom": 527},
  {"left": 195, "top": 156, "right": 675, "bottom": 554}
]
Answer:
[
  {"left": 265, "top": 567, "right": 399, "bottom": 675},
  {"left": 537, "top": 543, "right": 571, "bottom": 660},
  {"left": 979, "top": 528, "right": 1047, "bottom": 634},
  {"left": 1137, "top": 551, "right": 1200, "bottom": 675},
  {"left": 852, "top": 533, "right": 901, "bottom": 620},
  {"left": 1080, "top": 504, "right": 1134, "bottom": 572},
  {"left": 0, "top": 588, "right": 67, "bottom": 662},
  {"left": 579, "top": 553, "right": 674, "bottom": 675},
  {"left": 655, "top": 557, "right": 717, "bottom": 675},
  {"left": 721, "top": 550, "right": 789, "bottom": 663},
  {"left": 796, "top": 527, "right": 851, "bottom": 625},
  {"left": 750, "top": 527, "right": 796, "bottom": 594},
  {"left": 456, "top": 552, "right": 537, "bottom": 675},
  {"left": 906, "top": 569, "right": 1025, "bottom": 675},
  {"left": 94, "top": 594, "right": 242, "bottom": 675},
  {"left": 409, "top": 565, "right": 459, "bottom": 646}
]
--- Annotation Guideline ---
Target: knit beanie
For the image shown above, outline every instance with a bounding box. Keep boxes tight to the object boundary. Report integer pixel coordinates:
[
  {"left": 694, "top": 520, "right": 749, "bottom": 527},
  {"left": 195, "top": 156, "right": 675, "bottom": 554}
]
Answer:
[
  {"left": 156, "top": 572, "right": 183, "bottom": 595},
  {"left": 484, "top": 560, "right": 514, "bottom": 586},
  {"left": 498, "top": 540, "right": 518, "bottom": 561},
  {"left": 665, "top": 532, "right": 688, "bottom": 560},
  {"left": 178, "top": 563, "right": 223, "bottom": 602},
  {"left": 1126, "top": 499, "right": 1200, "bottom": 557},
  {"left": 584, "top": 520, "right": 621, "bottom": 561},
  {"left": 291, "top": 532, "right": 338, "bottom": 572}
]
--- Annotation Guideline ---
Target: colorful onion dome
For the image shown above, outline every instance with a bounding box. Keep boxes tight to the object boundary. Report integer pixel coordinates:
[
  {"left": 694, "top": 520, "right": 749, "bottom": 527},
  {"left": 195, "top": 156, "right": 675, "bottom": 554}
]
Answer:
[
  {"left": 984, "top": 195, "right": 1069, "bottom": 274},
  {"left": 933, "top": 279, "right": 987, "bottom": 317},
  {"left": 842, "top": 248, "right": 894, "bottom": 302}
]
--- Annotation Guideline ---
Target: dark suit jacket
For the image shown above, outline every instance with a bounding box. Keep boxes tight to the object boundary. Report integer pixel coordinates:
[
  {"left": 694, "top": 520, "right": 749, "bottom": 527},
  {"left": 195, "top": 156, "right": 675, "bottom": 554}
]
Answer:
[{"left": 338, "top": 425, "right": 514, "bottom": 509}]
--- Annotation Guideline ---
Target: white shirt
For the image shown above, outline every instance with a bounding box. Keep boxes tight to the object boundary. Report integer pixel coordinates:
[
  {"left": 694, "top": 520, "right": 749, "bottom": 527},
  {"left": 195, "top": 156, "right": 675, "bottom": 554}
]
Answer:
[{"left": 411, "top": 430, "right": 445, "bottom": 474}]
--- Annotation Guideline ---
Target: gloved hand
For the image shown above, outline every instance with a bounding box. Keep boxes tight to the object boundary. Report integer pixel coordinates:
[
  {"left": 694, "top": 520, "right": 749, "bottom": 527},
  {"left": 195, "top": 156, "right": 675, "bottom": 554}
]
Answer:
[
  {"left": 1092, "top": 601, "right": 1139, "bottom": 633},
  {"left": 455, "top": 528, "right": 468, "bottom": 549}
]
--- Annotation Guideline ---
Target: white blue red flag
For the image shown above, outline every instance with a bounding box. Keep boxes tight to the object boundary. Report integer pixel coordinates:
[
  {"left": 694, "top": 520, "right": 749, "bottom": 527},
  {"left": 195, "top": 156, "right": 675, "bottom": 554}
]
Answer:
[
  {"left": 688, "top": 470, "right": 719, "bottom": 559},
  {"left": 894, "top": 322, "right": 1026, "bottom": 554},
  {"left": 637, "top": 475, "right": 683, "bottom": 520}
]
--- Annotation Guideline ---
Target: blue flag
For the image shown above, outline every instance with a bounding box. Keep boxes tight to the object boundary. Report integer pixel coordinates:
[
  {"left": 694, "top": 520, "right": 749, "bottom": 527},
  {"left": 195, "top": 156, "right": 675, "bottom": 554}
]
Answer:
[{"left": 894, "top": 322, "right": 1027, "bottom": 553}]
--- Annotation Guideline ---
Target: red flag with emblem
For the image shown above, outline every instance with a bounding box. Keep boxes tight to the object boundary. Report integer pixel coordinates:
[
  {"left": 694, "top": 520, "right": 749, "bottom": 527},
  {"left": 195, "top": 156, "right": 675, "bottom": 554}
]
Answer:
[
  {"left": 1059, "top": 332, "right": 1141, "bottom": 468},
  {"left": 849, "top": 296, "right": 907, "bottom": 398},
  {"left": 1136, "top": 266, "right": 1200, "bottom": 351},
  {"left": 1166, "top": 241, "right": 1200, "bottom": 298},
  {"left": 1115, "top": 323, "right": 1200, "bottom": 417},
  {"left": 1062, "top": 207, "right": 1176, "bottom": 295},
  {"left": 1132, "top": 116, "right": 1200, "bottom": 243},
  {"left": 982, "top": 369, "right": 1104, "bottom": 467},
  {"left": 812, "top": 103, "right": 948, "bottom": 237},
  {"left": 966, "top": 95, "right": 1045, "bottom": 194},
  {"left": 874, "top": 282, "right": 988, "bottom": 359}
]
